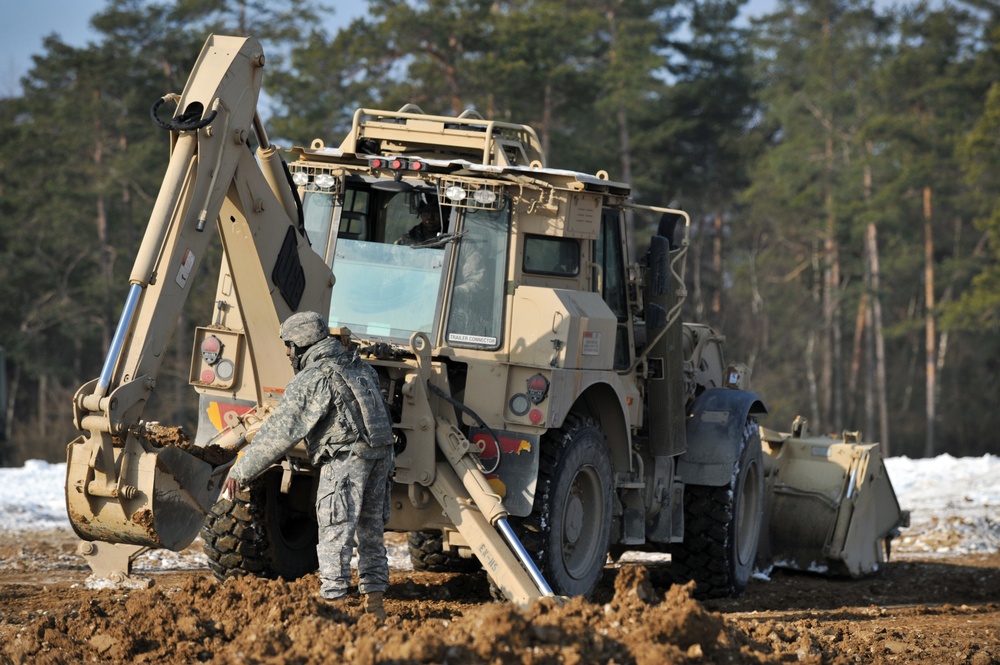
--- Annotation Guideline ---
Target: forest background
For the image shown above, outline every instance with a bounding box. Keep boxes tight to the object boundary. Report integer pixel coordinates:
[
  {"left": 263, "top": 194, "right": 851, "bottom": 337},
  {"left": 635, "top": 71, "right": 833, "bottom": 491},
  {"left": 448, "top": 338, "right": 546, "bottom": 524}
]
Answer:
[{"left": 1, "top": 0, "right": 998, "bottom": 466}]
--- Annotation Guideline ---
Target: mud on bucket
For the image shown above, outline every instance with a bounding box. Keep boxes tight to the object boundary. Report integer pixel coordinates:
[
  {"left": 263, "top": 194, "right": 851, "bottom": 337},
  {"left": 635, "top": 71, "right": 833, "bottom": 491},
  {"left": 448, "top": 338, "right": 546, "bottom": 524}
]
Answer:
[{"left": 66, "top": 437, "right": 224, "bottom": 551}]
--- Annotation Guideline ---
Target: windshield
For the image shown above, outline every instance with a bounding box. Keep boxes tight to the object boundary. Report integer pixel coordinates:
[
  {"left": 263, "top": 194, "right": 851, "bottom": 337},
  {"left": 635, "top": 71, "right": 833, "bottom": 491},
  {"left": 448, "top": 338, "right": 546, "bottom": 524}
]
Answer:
[
  {"left": 328, "top": 238, "right": 447, "bottom": 341},
  {"left": 300, "top": 179, "right": 506, "bottom": 346}
]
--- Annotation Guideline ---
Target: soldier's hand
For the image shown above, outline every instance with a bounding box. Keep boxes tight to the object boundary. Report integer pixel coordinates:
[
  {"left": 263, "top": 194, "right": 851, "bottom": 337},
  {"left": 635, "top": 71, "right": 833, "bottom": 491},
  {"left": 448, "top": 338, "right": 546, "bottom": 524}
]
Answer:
[{"left": 220, "top": 476, "right": 241, "bottom": 502}]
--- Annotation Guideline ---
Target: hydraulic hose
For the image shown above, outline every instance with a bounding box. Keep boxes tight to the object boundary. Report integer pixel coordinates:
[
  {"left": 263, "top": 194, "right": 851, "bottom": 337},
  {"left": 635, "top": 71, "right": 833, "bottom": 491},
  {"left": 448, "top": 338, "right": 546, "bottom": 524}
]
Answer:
[{"left": 427, "top": 382, "right": 502, "bottom": 474}]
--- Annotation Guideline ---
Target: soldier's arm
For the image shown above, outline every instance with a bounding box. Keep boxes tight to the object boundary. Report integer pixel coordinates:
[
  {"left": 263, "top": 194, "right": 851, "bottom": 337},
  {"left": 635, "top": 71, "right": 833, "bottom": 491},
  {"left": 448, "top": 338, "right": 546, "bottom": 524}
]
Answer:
[{"left": 227, "top": 372, "right": 331, "bottom": 485}]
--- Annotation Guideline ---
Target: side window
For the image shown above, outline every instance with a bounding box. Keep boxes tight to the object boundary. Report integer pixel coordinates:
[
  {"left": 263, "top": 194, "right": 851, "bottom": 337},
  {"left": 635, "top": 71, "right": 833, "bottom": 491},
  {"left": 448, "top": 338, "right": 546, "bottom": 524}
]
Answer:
[
  {"left": 302, "top": 191, "right": 336, "bottom": 261},
  {"left": 596, "top": 211, "right": 627, "bottom": 319},
  {"left": 523, "top": 235, "right": 579, "bottom": 276},
  {"left": 337, "top": 188, "right": 370, "bottom": 240},
  {"left": 596, "top": 209, "right": 630, "bottom": 369}
]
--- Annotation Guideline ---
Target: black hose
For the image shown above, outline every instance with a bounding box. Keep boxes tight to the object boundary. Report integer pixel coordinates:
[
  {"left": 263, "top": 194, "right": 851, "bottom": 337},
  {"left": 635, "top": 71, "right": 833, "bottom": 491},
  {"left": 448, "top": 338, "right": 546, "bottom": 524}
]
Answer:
[
  {"left": 150, "top": 96, "right": 218, "bottom": 132},
  {"left": 426, "top": 382, "right": 502, "bottom": 473},
  {"left": 281, "top": 157, "right": 308, "bottom": 242}
]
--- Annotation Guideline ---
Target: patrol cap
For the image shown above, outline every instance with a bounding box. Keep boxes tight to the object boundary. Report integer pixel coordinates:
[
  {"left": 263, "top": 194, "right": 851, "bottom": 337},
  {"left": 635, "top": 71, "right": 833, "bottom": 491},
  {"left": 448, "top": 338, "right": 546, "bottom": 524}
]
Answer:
[{"left": 280, "top": 311, "right": 329, "bottom": 348}]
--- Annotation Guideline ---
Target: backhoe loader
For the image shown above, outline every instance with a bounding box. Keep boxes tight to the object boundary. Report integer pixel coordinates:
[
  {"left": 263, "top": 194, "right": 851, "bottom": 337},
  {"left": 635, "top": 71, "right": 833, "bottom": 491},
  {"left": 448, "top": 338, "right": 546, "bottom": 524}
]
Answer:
[{"left": 66, "top": 35, "right": 907, "bottom": 605}]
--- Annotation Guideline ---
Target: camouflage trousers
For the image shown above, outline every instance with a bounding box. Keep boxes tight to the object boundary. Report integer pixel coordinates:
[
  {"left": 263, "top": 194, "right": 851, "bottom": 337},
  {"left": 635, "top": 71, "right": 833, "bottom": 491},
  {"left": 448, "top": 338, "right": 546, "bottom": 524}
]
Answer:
[{"left": 316, "top": 450, "right": 394, "bottom": 599}]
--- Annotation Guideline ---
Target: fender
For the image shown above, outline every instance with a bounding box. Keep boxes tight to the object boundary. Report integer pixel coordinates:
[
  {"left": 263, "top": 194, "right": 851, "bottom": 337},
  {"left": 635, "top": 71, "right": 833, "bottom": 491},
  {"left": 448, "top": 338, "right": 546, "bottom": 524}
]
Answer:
[{"left": 676, "top": 388, "right": 768, "bottom": 487}]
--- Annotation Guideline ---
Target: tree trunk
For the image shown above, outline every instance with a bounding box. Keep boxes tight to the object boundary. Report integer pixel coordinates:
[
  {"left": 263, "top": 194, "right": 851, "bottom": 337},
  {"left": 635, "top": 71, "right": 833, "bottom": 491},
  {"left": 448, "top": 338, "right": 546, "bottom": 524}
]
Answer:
[
  {"left": 858, "top": 160, "right": 872, "bottom": 439},
  {"left": 821, "top": 227, "right": 833, "bottom": 430},
  {"left": 819, "top": 16, "right": 843, "bottom": 435},
  {"left": 863, "top": 156, "right": 889, "bottom": 453},
  {"left": 94, "top": 96, "right": 113, "bottom": 355},
  {"left": 617, "top": 103, "right": 635, "bottom": 262},
  {"left": 848, "top": 292, "right": 867, "bottom": 431},
  {"left": 121, "top": 134, "right": 135, "bottom": 252},
  {"left": 923, "top": 186, "right": 936, "bottom": 457},
  {"left": 691, "top": 219, "right": 705, "bottom": 320},
  {"left": 4, "top": 363, "right": 19, "bottom": 464},
  {"left": 810, "top": 239, "right": 822, "bottom": 428},
  {"left": 0, "top": 347, "right": 8, "bottom": 466},
  {"left": 541, "top": 81, "right": 552, "bottom": 163},
  {"left": 607, "top": 1, "right": 635, "bottom": 262},
  {"left": 37, "top": 374, "right": 48, "bottom": 439},
  {"left": 868, "top": 222, "right": 890, "bottom": 455},
  {"left": 806, "top": 331, "right": 820, "bottom": 429},
  {"left": 712, "top": 213, "right": 723, "bottom": 315},
  {"left": 864, "top": 295, "right": 877, "bottom": 444},
  {"left": 822, "top": 189, "right": 842, "bottom": 432},
  {"left": 831, "top": 234, "right": 843, "bottom": 432}
]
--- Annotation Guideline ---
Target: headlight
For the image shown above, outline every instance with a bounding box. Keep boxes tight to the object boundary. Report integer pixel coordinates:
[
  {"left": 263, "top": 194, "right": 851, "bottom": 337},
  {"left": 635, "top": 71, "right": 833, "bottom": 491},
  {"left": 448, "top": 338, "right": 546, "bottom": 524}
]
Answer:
[
  {"left": 473, "top": 188, "right": 496, "bottom": 205},
  {"left": 445, "top": 185, "right": 467, "bottom": 201},
  {"left": 291, "top": 171, "right": 309, "bottom": 186},
  {"left": 314, "top": 173, "right": 336, "bottom": 189}
]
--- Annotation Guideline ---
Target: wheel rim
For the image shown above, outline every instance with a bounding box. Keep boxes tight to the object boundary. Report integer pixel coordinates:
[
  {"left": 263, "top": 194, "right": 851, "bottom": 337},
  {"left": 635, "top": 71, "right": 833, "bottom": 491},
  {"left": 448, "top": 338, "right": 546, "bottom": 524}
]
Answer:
[
  {"left": 561, "top": 464, "right": 605, "bottom": 580},
  {"left": 735, "top": 456, "right": 762, "bottom": 567}
]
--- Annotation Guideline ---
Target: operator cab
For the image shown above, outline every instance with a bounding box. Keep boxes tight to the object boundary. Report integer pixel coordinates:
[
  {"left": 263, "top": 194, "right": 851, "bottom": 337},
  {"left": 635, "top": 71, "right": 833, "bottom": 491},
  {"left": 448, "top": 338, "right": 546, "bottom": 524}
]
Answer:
[{"left": 298, "top": 179, "right": 509, "bottom": 351}]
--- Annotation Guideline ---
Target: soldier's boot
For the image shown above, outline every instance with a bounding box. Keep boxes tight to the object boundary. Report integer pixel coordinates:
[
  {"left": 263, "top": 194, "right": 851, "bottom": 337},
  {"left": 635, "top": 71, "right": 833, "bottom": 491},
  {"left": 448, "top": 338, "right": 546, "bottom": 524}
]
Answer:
[
  {"left": 363, "top": 591, "right": 386, "bottom": 621},
  {"left": 317, "top": 594, "right": 349, "bottom": 612}
]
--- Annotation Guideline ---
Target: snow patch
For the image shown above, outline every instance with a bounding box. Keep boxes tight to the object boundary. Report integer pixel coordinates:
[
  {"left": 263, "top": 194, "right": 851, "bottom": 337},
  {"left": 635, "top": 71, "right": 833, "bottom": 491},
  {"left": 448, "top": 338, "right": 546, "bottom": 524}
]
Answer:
[{"left": 1, "top": 455, "right": 997, "bottom": 573}]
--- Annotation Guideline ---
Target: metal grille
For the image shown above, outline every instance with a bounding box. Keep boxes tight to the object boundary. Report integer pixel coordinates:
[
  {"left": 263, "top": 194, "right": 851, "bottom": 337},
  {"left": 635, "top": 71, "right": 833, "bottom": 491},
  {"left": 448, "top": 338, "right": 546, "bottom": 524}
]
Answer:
[
  {"left": 287, "top": 163, "right": 342, "bottom": 195},
  {"left": 438, "top": 177, "right": 504, "bottom": 211}
]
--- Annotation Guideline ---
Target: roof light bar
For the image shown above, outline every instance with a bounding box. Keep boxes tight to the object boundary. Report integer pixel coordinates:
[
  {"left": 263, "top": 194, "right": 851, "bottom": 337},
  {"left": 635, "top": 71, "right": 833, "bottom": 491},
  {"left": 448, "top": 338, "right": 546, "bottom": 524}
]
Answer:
[{"left": 368, "top": 156, "right": 426, "bottom": 172}]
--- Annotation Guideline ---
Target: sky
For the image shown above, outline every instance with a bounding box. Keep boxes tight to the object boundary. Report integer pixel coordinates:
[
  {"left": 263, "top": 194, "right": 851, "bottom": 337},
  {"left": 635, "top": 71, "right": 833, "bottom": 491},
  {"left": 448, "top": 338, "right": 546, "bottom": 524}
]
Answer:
[
  {"left": 2, "top": 453, "right": 997, "bottom": 580},
  {"left": 0, "top": 0, "right": 787, "bottom": 97},
  {"left": 0, "top": 1, "right": 370, "bottom": 96}
]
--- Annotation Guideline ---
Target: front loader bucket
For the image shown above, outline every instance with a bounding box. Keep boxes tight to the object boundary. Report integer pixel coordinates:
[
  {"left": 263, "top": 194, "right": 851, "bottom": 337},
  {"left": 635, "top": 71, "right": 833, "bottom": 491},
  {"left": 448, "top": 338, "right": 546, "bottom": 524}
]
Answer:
[
  {"left": 66, "top": 432, "right": 227, "bottom": 552},
  {"left": 756, "top": 421, "right": 909, "bottom": 577}
]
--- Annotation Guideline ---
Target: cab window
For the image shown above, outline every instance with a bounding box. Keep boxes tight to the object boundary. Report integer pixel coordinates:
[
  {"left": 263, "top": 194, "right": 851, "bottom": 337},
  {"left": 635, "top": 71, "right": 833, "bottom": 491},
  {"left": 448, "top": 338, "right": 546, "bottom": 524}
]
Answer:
[
  {"left": 523, "top": 235, "right": 579, "bottom": 276},
  {"left": 302, "top": 191, "right": 337, "bottom": 262},
  {"left": 596, "top": 209, "right": 630, "bottom": 369}
]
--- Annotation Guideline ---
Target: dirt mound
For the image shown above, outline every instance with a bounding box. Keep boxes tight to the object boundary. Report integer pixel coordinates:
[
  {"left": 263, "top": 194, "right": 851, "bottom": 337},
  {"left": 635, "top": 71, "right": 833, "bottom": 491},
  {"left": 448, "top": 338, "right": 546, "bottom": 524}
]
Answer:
[
  {"left": 3, "top": 565, "right": 785, "bottom": 664},
  {"left": 141, "top": 423, "right": 236, "bottom": 466}
]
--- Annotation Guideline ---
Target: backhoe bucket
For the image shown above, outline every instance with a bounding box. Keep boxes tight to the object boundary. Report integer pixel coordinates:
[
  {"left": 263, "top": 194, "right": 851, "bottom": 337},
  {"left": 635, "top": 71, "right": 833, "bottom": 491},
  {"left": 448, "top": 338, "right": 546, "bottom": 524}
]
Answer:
[
  {"left": 756, "top": 421, "right": 909, "bottom": 577},
  {"left": 66, "top": 432, "right": 228, "bottom": 552}
]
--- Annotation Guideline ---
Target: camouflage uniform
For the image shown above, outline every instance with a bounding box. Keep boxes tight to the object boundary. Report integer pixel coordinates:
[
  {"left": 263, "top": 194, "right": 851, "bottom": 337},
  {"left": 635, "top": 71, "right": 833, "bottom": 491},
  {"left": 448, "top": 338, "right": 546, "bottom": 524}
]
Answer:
[{"left": 228, "top": 324, "right": 395, "bottom": 601}]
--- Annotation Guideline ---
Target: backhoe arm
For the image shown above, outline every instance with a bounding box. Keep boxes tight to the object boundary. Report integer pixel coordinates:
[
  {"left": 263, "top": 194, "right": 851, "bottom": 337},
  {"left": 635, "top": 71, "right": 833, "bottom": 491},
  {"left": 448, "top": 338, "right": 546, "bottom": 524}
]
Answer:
[{"left": 66, "top": 36, "right": 332, "bottom": 579}]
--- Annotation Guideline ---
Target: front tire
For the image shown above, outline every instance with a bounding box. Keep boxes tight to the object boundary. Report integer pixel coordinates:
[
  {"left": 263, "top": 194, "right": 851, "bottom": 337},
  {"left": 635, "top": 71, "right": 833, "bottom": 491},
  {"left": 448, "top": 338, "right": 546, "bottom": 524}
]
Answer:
[
  {"left": 671, "top": 418, "right": 764, "bottom": 598},
  {"left": 513, "top": 414, "right": 614, "bottom": 598},
  {"left": 202, "top": 468, "right": 318, "bottom": 580}
]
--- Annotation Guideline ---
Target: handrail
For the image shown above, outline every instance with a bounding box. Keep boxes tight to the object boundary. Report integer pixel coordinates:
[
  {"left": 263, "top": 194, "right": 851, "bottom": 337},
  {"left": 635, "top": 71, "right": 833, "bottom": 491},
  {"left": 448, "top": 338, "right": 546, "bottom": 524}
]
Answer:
[
  {"left": 347, "top": 107, "right": 545, "bottom": 167},
  {"left": 623, "top": 204, "right": 691, "bottom": 375}
]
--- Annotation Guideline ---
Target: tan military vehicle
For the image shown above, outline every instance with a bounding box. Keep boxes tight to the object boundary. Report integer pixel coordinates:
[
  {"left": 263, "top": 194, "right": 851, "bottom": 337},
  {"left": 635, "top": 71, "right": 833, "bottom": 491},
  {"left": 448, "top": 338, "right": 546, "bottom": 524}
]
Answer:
[{"left": 66, "top": 36, "right": 907, "bottom": 606}]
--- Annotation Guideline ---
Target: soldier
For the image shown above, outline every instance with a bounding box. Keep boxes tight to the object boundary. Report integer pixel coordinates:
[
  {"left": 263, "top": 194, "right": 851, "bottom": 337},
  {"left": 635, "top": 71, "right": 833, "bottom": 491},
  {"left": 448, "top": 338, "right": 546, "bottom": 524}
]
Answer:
[
  {"left": 396, "top": 200, "right": 443, "bottom": 245},
  {"left": 220, "top": 311, "right": 395, "bottom": 620}
]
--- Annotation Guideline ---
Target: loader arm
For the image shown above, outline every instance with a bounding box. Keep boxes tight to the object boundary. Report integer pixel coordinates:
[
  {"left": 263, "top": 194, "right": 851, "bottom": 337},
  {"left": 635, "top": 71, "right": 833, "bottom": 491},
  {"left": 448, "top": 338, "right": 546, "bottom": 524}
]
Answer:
[{"left": 66, "top": 36, "right": 332, "bottom": 580}]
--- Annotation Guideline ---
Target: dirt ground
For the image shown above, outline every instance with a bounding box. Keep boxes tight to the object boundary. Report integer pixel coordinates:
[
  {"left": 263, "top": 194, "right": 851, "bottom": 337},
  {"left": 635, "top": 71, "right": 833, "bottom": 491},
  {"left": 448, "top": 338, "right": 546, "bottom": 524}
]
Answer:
[
  {"left": 1, "top": 529, "right": 997, "bottom": 665},
  {"left": 21, "top": 427, "right": 991, "bottom": 663}
]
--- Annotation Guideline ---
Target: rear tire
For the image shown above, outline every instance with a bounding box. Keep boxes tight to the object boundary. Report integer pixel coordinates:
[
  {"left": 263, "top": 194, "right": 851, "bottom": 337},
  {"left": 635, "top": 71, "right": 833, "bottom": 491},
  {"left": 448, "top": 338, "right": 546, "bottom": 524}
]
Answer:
[
  {"left": 671, "top": 418, "right": 764, "bottom": 598},
  {"left": 408, "top": 531, "right": 481, "bottom": 573},
  {"left": 202, "top": 468, "right": 318, "bottom": 580},
  {"left": 512, "top": 414, "right": 614, "bottom": 598}
]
